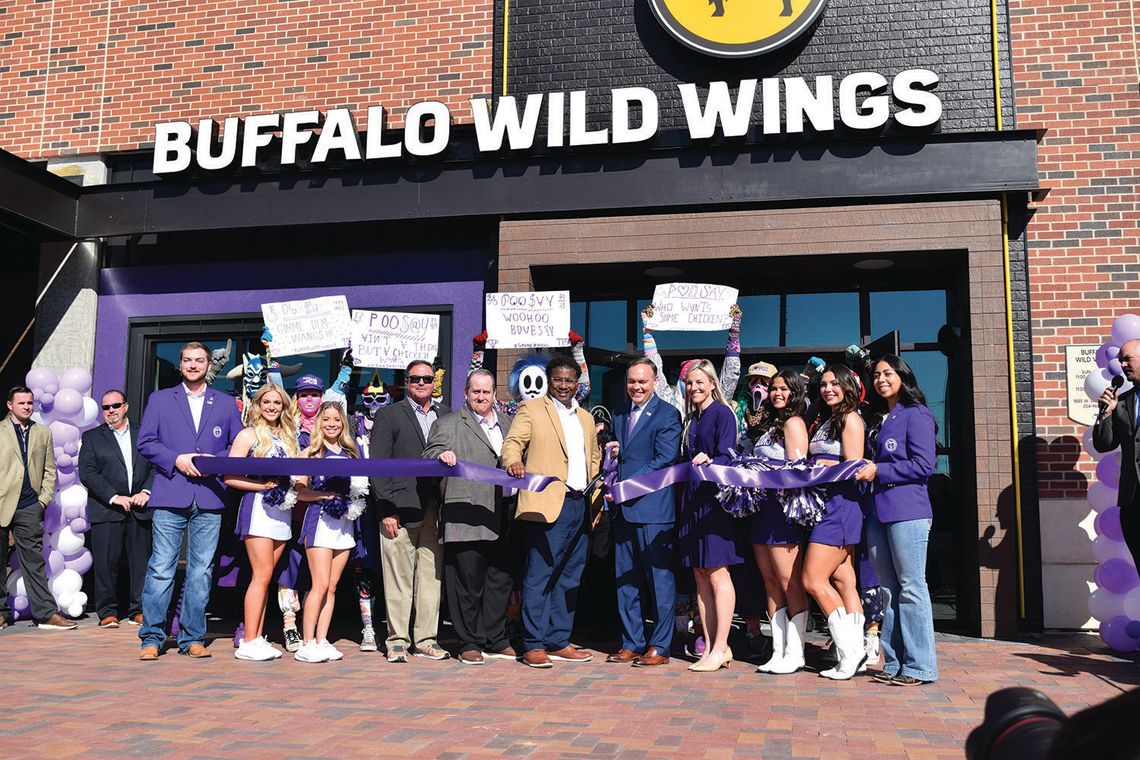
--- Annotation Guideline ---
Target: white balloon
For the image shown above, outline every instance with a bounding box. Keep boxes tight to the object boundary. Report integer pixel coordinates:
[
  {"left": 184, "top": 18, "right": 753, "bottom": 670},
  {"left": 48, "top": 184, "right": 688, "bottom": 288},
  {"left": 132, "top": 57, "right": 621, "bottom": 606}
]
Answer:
[
  {"left": 55, "top": 590, "right": 74, "bottom": 609},
  {"left": 1085, "top": 368, "right": 1112, "bottom": 402},
  {"left": 65, "top": 601, "right": 84, "bottom": 618},
  {"left": 49, "top": 568, "right": 83, "bottom": 596},
  {"left": 57, "top": 484, "right": 88, "bottom": 513},
  {"left": 53, "top": 525, "right": 84, "bottom": 555},
  {"left": 1089, "top": 587, "right": 1125, "bottom": 621},
  {"left": 1122, "top": 586, "right": 1140, "bottom": 620},
  {"left": 1083, "top": 426, "right": 1110, "bottom": 461},
  {"left": 73, "top": 591, "right": 88, "bottom": 608},
  {"left": 79, "top": 396, "right": 99, "bottom": 428},
  {"left": 1093, "top": 535, "right": 1135, "bottom": 563}
]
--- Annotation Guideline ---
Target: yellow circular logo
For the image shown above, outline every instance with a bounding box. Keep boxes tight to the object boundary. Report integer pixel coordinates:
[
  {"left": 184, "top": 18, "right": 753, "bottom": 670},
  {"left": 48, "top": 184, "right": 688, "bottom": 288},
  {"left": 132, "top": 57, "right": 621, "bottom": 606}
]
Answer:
[{"left": 649, "top": 0, "right": 828, "bottom": 58}]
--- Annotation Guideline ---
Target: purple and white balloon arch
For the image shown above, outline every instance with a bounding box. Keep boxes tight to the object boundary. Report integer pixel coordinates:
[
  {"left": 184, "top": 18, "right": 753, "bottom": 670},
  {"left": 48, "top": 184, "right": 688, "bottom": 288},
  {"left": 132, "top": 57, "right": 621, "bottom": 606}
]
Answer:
[
  {"left": 1083, "top": 314, "right": 1140, "bottom": 651},
  {"left": 4, "top": 367, "right": 99, "bottom": 620}
]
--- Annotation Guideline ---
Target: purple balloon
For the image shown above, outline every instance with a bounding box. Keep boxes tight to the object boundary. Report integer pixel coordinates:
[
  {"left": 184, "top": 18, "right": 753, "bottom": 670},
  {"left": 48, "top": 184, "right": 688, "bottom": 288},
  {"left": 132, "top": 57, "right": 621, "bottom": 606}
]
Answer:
[
  {"left": 1098, "top": 508, "right": 1125, "bottom": 542},
  {"left": 1100, "top": 615, "right": 1139, "bottom": 652},
  {"left": 25, "top": 367, "right": 57, "bottom": 391},
  {"left": 1100, "top": 558, "right": 1140, "bottom": 594},
  {"left": 1096, "top": 342, "right": 1114, "bottom": 369},
  {"left": 12, "top": 595, "right": 29, "bottom": 616},
  {"left": 70, "top": 517, "right": 89, "bottom": 534},
  {"left": 1097, "top": 454, "right": 1121, "bottom": 489},
  {"left": 46, "top": 550, "right": 64, "bottom": 575},
  {"left": 59, "top": 368, "right": 92, "bottom": 394},
  {"left": 1113, "top": 314, "right": 1140, "bottom": 347},
  {"left": 1108, "top": 345, "right": 1121, "bottom": 360},
  {"left": 63, "top": 549, "right": 93, "bottom": 575},
  {"left": 1109, "top": 358, "right": 1124, "bottom": 377},
  {"left": 1127, "top": 620, "right": 1140, "bottom": 640},
  {"left": 48, "top": 421, "right": 80, "bottom": 445},
  {"left": 63, "top": 440, "right": 79, "bottom": 456},
  {"left": 53, "top": 388, "right": 83, "bottom": 417},
  {"left": 56, "top": 469, "right": 77, "bottom": 489},
  {"left": 40, "top": 392, "right": 54, "bottom": 407},
  {"left": 56, "top": 454, "right": 73, "bottom": 470}
]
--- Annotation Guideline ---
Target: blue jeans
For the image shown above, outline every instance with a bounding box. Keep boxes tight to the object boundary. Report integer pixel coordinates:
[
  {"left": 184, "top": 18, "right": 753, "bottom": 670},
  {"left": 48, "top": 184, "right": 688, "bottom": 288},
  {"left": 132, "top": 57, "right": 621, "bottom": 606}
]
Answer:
[
  {"left": 519, "top": 495, "right": 588, "bottom": 652},
  {"left": 865, "top": 514, "right": 938, "bottom": 681},
  {"left": 139, "top": 506, "right": 221, "bottom": 652}
]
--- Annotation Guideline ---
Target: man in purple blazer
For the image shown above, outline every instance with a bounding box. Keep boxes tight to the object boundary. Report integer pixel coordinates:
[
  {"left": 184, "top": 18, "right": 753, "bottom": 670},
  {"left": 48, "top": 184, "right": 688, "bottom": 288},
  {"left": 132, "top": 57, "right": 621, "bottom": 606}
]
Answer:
[{"left": 135, "top": 342, "right": 243, "bottom": 660}]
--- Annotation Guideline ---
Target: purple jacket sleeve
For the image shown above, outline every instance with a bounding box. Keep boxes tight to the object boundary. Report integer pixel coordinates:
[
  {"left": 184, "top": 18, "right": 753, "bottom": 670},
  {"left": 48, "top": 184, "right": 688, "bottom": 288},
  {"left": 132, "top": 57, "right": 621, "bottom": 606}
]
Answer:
[
  {"left": 137, "top": 394, "right": 178, "bottom": 477},
  {"left": 710, "top": 404, "right": 738, "bottom": 466},
  {"left": 876, "top": 405, "right": 936, "bottom": 485}
]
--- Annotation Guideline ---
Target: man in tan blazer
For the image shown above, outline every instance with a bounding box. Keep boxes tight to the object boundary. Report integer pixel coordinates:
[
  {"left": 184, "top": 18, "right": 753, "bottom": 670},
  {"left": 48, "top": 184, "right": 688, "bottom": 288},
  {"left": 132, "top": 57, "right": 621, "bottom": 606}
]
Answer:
[
  {"left": 0, "top": 386, "right": 76, "bottom": 629},
  {"left": 503, "top": 355, "right": 601, "bottom": 668}
]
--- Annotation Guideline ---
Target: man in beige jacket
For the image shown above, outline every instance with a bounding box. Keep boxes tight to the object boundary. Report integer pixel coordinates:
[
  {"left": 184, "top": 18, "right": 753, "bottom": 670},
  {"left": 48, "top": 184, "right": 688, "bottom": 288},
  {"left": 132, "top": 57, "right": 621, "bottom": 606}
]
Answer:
[
  {"left": 0, "top": 386, "right": 76, "bottom": 629},
  {"left": 503, "top": 356, "right": 601, "bottom": 668}
]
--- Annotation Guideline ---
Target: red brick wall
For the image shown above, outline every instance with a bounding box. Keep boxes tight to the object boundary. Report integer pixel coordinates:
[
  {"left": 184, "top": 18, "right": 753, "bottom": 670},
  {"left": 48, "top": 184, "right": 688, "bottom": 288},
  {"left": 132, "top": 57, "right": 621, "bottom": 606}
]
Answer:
[
  {"left": 0, "top": 0, "right": 494, "bottom": 160},
  {"left": 1011, "top": 0, "right": 1140, "bottom": 498}
]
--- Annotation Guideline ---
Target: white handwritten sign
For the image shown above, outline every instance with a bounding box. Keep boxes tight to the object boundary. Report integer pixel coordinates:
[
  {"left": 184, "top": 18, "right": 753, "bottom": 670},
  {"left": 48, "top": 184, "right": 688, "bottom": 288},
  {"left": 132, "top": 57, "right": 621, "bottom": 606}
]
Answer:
[
  {"left": 261, "top": 296, "right": 352, "bottom": 357},
  {"left": 350, "top": 310, "right": 440, "bottom": 369},
  {"left": 644, "top": 283, "right": 739, "bottom": 331},
  {"left": 1066, "top": 344, "right": 1100, "bottom": 426},
  {"left": 485, "top": 291, "right": 571, "bottom": 349}
]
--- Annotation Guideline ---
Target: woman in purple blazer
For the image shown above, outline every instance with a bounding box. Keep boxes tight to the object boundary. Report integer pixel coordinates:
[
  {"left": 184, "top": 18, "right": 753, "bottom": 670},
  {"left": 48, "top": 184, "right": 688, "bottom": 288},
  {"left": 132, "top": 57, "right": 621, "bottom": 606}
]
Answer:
[{"left": 855, "top": 355, "right": 938, "bottom": 686}]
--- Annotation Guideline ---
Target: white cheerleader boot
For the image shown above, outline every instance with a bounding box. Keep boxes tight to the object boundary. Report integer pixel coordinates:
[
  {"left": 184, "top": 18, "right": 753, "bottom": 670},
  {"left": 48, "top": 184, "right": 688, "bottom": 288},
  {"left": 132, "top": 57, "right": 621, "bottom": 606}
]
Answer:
[
  {"left": 756, "top": 608, "right": 788, "bottom": 673},
  {"left": 820, "top": 608, "right": 866, "bottom": 681},
  {"left": 768, "top": 610, "right": 807, "bottom": 675},
  {"left": 852, "top": 612, "right": 868, "bottom": 673}
]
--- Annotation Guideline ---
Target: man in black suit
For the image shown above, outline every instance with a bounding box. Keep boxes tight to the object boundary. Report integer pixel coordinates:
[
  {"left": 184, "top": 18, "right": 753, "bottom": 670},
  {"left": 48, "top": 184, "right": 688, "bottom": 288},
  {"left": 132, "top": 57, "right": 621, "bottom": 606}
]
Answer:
[
  {"left": 1095, "top": 339, "right": 1140, "bottom": 564},
  {"left": 78, "top": 389, "right": 154, "bottom": 628},
  {"left": 369, "top": 360, "right": 452, "bottom": 662}
]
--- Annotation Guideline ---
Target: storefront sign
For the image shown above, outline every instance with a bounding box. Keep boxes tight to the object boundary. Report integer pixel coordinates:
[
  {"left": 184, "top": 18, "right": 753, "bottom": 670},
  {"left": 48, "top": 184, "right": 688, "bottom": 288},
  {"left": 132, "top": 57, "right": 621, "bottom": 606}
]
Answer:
[
  {"left": 350, "top": 309, "right": 440, "bottom": 369},
  {"left": 152, "top": 71, "right": 943, "bottom": 174},
  {"left": 644, "top": 283, "right": 739, "bottom": 331},
  {"left": 484, "top": 291, "right": 571, "bottom": 349},
  {"left": 1066, "top": 344, "right": 1100, "bottom": 426},
  {"left": 261, "top": 296, "right": 352, "bottom": 357},
  {"left": 648, "top": 0, "right": 828, "bottom": 58}
]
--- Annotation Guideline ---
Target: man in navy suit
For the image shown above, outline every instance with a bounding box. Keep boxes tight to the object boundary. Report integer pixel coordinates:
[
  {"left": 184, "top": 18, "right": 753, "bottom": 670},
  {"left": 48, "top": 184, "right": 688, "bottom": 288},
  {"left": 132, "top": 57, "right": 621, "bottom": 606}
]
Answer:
[
  {"left": 606, "top": 358, "right": 682, "bottom": 667},
  {"left": 78, "top": 389, "right": 154, "bottom": 629},
  {"left": 135, "top": 342, "right": 244, "bottom": 660}
]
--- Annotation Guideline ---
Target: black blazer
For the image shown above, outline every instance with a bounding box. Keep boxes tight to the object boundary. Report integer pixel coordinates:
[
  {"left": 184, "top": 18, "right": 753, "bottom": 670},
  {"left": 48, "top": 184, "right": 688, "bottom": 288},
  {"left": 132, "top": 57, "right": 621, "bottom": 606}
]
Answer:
[
  {"left": 368, "top": 400, "right": 452, "bottom": 523},
  {"left": 1093, "top": 388, "right": 1140, "bottom": 508},
  {"left": 78, "top": 424, "right": 155, "bottom": 523}
]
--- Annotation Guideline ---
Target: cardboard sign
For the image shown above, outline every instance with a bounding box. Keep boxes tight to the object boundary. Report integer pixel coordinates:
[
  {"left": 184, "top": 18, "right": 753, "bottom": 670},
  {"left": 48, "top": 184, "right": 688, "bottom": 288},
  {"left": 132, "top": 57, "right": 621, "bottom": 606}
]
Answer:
[
  {"left": 350, "top": 310, "right": 440, "bottom": 369},
  {"left": 485, "top": 291, "right": 571, "bottom": 349},
  {"left": 644, "top": 282, "right": 739, "bottom": 331},
  {"left": 261, "top": 296, "right": 352, "bottom": 356},
  {"left": 1066, "top": 344, "right": 1100, "bottom": 426}
]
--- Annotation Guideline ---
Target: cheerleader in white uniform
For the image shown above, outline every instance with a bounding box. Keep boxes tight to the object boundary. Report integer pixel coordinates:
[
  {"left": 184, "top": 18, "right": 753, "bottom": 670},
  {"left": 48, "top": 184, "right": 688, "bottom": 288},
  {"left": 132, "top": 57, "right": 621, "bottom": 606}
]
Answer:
[
  {"left": 225, "top": 383, "right": 299, "bottom": 662},
  {"left": 293, "top": 402, "right": 367, "bottom": 663}
]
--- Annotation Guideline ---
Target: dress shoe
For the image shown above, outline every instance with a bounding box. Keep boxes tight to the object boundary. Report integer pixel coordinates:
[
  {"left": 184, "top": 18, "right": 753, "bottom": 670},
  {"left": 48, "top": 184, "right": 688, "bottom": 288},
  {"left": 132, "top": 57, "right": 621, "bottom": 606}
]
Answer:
[
  {"left": 483, "top": 645, "right": 518, "bottom": 660},
  {"left": 632, "top": 647, "right": 670, "bottom": 667},
  {"left": 547, "top": 646, "right": 592, "bottom": 662},
  {"left": 182, "top": 642, "right": 212, "bottom": 658},
  {"left": 414, "top": 643, "right": 451, "bottom": 660},
  {"left": 687, "top": 647, "right": 733, "bottom": 672},
  {"left": 523, "top": 649, "right": 553, "bottom": 668},
  {"left": 138, "top": 645, "right": 160, "bottom": 661},
  {"left": 0, "top": 615, "right": 8, "bottom": 629},
  {"left": 606, "top": 648, "right": 641, "bottom": 663},
  {"left": 459, "top": 650, "right": 485, "bottom": 665},
  {"left": 126, "top": 613, "right": 143, "bottom": 626},
  {"left": 38, "top": 613, "right": 78, "bottom": 630},
  {"left": 99, "top": 616, "right": 120, "bottom": 628}
]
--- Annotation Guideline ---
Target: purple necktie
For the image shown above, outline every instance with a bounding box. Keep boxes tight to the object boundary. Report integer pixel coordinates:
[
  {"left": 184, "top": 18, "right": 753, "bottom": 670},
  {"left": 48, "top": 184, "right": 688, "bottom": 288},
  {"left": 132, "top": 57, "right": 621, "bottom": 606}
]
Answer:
[{"left": 627, "top": 405, "right": 640, "bottom": 439}]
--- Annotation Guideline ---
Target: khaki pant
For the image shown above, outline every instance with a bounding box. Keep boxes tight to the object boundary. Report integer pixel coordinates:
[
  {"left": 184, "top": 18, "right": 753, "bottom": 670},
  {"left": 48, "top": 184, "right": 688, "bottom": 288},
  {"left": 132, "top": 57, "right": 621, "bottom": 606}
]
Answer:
[{"left": 380, "top": 508, "right": 443, "bottom": 650}]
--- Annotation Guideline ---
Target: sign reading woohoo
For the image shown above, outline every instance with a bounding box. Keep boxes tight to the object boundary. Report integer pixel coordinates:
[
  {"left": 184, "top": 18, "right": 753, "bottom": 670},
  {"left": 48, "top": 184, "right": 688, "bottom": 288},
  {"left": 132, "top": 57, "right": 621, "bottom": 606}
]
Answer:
[{"left": 485, "top": 291, "right": 571, "bottom": 349}]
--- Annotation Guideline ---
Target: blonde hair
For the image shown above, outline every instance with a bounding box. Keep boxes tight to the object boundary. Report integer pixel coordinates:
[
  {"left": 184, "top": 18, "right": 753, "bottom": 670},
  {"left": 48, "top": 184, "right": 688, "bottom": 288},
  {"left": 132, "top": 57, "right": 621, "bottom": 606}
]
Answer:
[
  {"left": 248, "top": 383, "right": 299, "bottom": 457},
  {"left": 681, "top": 359, "right": 730, "bottom": 453},
  {"left": 302, "top": 401, "right": 359, "bottom": 459}
]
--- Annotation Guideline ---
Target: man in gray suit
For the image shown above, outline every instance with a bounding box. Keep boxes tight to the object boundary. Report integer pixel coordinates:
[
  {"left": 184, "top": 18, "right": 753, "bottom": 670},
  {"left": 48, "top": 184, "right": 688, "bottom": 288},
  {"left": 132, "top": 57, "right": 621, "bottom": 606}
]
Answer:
[
  {"left": 424, "top": 369, "right": 516, "bottom": 664},
  {"left": 1095, "top": 338, "right": 1140, "bottom": 565},
  {"left": 369, "top": 359, "right": 452, "bottom": 662}
]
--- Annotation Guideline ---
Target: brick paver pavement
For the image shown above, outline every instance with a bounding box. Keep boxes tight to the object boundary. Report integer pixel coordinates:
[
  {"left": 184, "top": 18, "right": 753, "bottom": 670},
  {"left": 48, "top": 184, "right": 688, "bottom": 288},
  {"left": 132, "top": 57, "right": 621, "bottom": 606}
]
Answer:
[{"left": 3, "top": 618, "right": 1136, "bottom": 759}]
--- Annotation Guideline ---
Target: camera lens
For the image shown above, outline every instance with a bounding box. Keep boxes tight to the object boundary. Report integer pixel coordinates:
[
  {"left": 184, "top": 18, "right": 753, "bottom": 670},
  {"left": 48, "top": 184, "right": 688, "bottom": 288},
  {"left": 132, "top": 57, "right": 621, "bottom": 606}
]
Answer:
[{"left": 965, "top": 687, "right": 1066, "bottom": 760}]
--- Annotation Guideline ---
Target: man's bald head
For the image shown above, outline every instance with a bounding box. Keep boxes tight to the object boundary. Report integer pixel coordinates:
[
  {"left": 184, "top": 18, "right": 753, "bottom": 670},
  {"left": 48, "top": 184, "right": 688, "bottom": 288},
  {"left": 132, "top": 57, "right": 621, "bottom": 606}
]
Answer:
[{"left": 1120, "top": 339, "right": 1140, "bottom": 383}]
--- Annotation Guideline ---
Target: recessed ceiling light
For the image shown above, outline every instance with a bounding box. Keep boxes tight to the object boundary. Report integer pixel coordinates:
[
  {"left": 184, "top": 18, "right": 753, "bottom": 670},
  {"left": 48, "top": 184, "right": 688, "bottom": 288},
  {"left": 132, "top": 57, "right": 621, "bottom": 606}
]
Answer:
[
  {"left": 853, "top": 258, "right": 895, "bottom": 270},
  {"left": 645, "top": 266, "right": 684, "bottom": 278}
]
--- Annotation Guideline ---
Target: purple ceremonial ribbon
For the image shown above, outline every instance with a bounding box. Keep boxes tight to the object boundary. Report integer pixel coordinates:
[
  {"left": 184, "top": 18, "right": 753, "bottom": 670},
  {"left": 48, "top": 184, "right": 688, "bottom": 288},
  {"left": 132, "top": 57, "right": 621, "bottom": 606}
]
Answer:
[
  {"left": 193, "top": 456, "right": 561, "bottom": 494},
  {"left": 609, "top": 458, "right": 866, "bottom": 503}
]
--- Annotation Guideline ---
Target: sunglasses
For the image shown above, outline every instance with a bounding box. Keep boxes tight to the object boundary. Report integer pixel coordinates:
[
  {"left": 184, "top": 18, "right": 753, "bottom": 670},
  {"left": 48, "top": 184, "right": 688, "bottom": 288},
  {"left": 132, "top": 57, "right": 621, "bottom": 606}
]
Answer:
[
  {"left": 407, "top": 375, "right": 434, "bottom": 385},
  {"left": 101, "top": 402, "right": 126, "bottom": 411}
]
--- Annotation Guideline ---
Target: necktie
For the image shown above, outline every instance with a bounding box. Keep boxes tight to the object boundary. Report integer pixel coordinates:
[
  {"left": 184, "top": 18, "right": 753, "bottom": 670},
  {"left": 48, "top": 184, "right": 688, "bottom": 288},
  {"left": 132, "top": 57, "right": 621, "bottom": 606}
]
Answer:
[{"left": 627, "top": 405, "right": 640, "bottom": 439}]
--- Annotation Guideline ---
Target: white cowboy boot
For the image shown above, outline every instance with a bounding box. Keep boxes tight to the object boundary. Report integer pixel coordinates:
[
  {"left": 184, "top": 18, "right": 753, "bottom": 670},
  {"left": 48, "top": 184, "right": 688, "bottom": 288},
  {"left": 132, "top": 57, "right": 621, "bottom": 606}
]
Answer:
[
  {"left": 820, "top": 608, "right": 866, "bottom": 681},
  {"left": 768, "top": 609, "right": 806, "bottom": 675},
  {"left": 756, "top": 608, "right": 787, "bottom": 673}
]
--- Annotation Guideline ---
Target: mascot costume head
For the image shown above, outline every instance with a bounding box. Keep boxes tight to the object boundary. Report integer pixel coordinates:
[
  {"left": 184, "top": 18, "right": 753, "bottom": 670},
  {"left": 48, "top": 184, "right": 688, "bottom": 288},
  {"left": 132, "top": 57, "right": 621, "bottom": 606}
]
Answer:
[{"left": 509, "top": 354, "right": 549, "bottom": 401}]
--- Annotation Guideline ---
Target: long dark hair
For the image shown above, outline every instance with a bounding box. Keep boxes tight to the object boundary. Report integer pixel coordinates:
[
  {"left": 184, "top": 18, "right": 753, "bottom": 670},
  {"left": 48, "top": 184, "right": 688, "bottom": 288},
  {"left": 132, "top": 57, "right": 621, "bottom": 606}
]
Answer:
[
  {"left": 814, "top": 364, "right": 861, "bottom": 441},
  {"left": 754, "top": 370, "right": 806, "bottom": 444},
  {"left": 874, "top": 354, "right": 927, "bottom": 407}
]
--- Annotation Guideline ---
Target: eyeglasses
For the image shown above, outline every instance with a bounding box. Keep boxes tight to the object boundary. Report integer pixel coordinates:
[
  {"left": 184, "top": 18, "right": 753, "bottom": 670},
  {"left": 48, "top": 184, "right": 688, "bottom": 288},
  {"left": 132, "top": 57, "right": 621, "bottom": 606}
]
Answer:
[
  {"left": 101, "top": 402, "right": 125, "bottom": 411},
  {"left": 407, "top": 375, "right": 434, "bottom": 385}
]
